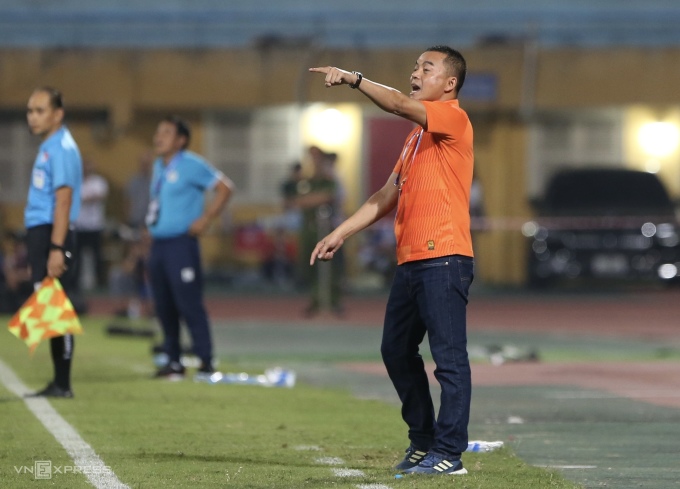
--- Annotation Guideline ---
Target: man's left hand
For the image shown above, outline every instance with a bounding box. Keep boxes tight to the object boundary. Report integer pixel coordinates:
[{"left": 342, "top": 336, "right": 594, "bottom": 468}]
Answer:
[
  {"left": 47, "top": 249, "right": 66, "bottom": 278},
  {"left": 189, "top": 216, "right": 210, "bottom": 236},
  {"left": 309, "top": 66, "right": 357, "bottom": 87}
]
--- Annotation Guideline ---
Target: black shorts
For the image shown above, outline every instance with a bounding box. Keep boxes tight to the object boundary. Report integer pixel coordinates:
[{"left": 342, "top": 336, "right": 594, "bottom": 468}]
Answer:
[{"left": 26, "top": 224, "right": 78, "bottom": 295}]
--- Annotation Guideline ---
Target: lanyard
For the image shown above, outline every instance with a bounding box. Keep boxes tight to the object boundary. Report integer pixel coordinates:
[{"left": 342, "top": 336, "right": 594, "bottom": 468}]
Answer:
[
  {"left": 152, "top": 153, "right": 181, "bottom": 197},
  {"left": 394, "top": 128, "right": 423, "bottom": 191}
]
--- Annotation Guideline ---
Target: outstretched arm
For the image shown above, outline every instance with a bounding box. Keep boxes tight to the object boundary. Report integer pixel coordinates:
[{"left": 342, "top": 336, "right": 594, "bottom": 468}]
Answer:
[
  {"left": 309, "top": 66, "right": 427, "bottom": 127},
  {"left": 310, "top": 173, "right": 399, "bottom": 265}
]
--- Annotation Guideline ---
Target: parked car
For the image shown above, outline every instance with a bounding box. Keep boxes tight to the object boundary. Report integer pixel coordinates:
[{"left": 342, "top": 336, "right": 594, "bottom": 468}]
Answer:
[{"left": 524, "top": 168, "right": 680, "bottom": 286}]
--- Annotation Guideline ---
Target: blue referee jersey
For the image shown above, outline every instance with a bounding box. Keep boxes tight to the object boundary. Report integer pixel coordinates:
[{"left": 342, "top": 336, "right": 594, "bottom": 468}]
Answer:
[
  {"left": 147, "top": 150, "right": 222, "bottom": 239},
  {"left": 24, "top": 126, "right": 82, "bottom": 228}
]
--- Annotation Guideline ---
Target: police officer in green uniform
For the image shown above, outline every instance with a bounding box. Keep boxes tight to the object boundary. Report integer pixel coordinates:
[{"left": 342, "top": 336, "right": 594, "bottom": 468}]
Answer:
[{"left": 295, "top": 147, "right": 343, "bottom": 316}]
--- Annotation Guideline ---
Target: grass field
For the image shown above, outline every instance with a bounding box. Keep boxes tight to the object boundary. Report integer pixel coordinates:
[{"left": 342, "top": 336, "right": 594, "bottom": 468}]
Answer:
[{"left": 0, "top": 315, "right": 582, "bottom": 489}]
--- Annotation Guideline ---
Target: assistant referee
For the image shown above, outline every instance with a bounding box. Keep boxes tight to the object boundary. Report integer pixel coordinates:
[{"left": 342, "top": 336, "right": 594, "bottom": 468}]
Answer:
[{"left": 24, "top": 87, "right": 83, "bottom": 399}]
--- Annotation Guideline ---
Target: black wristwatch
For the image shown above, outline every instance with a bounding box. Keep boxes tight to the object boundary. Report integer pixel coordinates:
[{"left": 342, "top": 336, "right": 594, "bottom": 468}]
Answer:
[
  {"left": 50, "top": 242, "right": 71, "bottom": 259},
  {"left": 349, "top": 71, "right": 363, "bottom": 89}
]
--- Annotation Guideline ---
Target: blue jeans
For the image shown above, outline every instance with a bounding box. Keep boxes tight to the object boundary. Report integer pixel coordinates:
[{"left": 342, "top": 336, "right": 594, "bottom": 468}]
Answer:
[{"left": 381, "top": 255, "right": 474, "bottom": 458}]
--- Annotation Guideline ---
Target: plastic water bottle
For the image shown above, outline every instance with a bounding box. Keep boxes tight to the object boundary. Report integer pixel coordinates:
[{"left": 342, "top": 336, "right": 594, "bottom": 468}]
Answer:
[
  {"left": 153, "top": 352, "right": 169, "bottom": 368},
  {"left": 194, "top": 367, "right": 296, "bottom": 388},
  {"left": 264, "top": 367, "right": 297, "bottom": 387},
  {"left": 466, "top": 440, "right": 504, "bottom": 452}
]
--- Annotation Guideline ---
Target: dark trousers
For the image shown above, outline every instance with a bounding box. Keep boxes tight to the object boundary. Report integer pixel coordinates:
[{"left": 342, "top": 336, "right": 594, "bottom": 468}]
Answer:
[
  {"left": 381, "top": 255, "right": 474, "bottom": 458},
  {"left": 75, "top": 230, "right": 105, "bottom": 288},
  {"left": 300, "top": 211, "right": 343, "bottom": 309},
  {"left": 148, "top": 235, "right": 212, "bottom": 366},
  {"left": 26, "top": 225, "right": 78, "bottom": 390}
]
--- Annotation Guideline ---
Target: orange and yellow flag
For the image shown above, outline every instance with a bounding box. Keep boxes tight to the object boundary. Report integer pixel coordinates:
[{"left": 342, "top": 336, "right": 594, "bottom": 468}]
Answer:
[{"left": 8, "top": 277, "right": 82, "bottom": 354}]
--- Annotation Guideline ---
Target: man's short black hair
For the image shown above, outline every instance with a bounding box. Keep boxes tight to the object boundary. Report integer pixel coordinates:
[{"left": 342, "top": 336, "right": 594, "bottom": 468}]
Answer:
[
  {"left": 425, "top": 45, "right": 467, "bottom": 94},
  {"left": 162, "top": 115, "right": 191, "bottom": 149},
  {"left": 34, "top": 86, "right": 64, "bottom": 110}
]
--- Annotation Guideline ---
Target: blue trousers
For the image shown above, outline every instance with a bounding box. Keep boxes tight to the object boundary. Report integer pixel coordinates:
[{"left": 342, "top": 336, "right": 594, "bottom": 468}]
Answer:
[
  {"left": 148, "top": 235, "right": 212, "bottom": 366},
  {"left": 381, "top": 255, "right": 474, "bottom": 458}
]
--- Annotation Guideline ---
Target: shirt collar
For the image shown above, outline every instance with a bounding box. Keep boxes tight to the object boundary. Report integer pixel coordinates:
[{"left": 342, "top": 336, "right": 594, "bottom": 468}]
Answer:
[{"left": 40, "top": 125, "right": 65, "bottom": 149}]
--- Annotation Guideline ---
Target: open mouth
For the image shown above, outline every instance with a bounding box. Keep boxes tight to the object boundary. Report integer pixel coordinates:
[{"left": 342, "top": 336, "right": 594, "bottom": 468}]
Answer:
[{"left": 410, "top": 84, "right": 421, "bottom": 94}]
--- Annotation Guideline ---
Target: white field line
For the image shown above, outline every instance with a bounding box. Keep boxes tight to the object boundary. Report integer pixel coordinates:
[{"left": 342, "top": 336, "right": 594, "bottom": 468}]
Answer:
[
  {"left": 317, "top": 458, "right": 364, "bottom": 478},
  {"left": 294, "top": 445, "right": 321, "bottom": 451},
  {"left": 0, "top": 358, "right": 130, "bottom": 489},
  {"left": 311, "top": 446, "right": 393, "bottom": 489},
  {"left": 332, "top": 468, "right": 365, "bottom": 477},
  {"left": 315, "top": 457, "right": 345, "bottom": 465}
]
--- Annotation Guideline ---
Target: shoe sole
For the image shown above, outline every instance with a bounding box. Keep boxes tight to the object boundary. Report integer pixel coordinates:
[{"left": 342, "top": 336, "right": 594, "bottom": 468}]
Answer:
[
  {"left": 193, "top": 373, "right": 215, "bottom": 382},
  {"left": 404, "top": 468, "right": 467, "bottom": 476},
  {"left": 26, "top": 393, "right": 74, "bottom": 399},
  {"left": 403, "top": 461, "right": 467, "bottom": 476}
]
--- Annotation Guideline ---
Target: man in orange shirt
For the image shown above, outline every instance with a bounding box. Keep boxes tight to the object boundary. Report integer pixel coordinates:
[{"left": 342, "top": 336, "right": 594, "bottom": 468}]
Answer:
[{"left": 310, "top": 46, "right": 474, "bottom": 476}]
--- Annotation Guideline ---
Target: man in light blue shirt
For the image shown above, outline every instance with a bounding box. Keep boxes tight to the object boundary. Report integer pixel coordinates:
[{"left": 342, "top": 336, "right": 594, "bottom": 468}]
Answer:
[
  {"left": 147, "top": 116, "right": 233, "bottom": 380},
  {"left": 24, "top": 87, "right": 82, "bottom": 398}
]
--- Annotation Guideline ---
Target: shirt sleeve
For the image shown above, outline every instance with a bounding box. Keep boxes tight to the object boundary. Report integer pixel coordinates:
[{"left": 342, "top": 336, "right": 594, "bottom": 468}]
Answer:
[
  {"left": 51, "top": 149, "right": 79, "bottom": 191},
  {"left": 81, "top": 175, "right": 109, "bottom": 199},
  {"left": 190, "top": 159, "right": 221, "bottom": 190},
  {"left": 422, "top": 101, "right": 469, "bottom": 139}
]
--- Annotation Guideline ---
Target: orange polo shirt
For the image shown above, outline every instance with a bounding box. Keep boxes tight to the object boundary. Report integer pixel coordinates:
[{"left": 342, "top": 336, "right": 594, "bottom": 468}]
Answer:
[{"left": 392, "top": 99, "right": 474, "bottom": 264}]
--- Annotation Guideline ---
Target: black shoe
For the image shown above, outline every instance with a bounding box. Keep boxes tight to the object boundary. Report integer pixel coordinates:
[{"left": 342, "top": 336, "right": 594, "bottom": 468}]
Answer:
[
  {"left": 394, "top": 444, "right": 429, "bottom": 470},
  {"left": 25, "top": 382, "right": 74, "bottom": 399},
  {"left": 198, "top": 363, "right": 214, "bottom": 374},
  {"left": 154, "top": 362, "right": 185, "bottom": 381},
  {"left": 194, "top": 363, "right": 216, "bottom": 381}
]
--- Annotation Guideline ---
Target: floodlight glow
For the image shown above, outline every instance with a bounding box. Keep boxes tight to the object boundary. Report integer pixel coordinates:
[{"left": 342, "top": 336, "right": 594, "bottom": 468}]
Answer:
[
  {"left": 308, "top": 108, "right": 352, "bottom": 147},
  {"left": 521, "top": 221, "right": 538, "bottom": 237},
  {"left": 658, "top": 263, "right": 678, "bottom": 280},
  {"left": 644, "top": 159, "right": 661, "bottom": 174},
  {"left": 638, "top": 121, "right": 679, "bottom": 158}
]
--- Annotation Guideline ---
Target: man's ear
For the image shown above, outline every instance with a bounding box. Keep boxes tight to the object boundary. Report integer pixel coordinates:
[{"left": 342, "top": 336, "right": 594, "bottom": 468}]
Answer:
[
  {"left": 54, "top": 108, "right": 65, "bottom": 124},
  {"left": 445, "top": 76, "right": 458, "bottom": 94},
  {"left": 178, "top": 135, "right": 188, "bottom": 150}
]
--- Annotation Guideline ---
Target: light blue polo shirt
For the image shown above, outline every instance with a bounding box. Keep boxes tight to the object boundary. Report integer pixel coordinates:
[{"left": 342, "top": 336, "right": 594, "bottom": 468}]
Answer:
[
  {"left": 148, "top": 150, "right": 221, "bottom": 239},
  {"left": 24, "top": 126, "right": 83, "bottom": 228}
]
